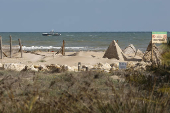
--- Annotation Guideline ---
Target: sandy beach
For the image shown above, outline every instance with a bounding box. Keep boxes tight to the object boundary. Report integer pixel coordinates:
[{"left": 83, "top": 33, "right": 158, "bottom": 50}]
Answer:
[
  {"left": 0, "top": 40, "right": 160, "bottom": 72},
  {"left": 0, "top": 51, "right": 120, "bottom": 67}
]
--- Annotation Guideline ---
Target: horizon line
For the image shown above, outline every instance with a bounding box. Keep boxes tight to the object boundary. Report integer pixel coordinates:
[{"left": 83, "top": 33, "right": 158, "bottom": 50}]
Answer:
[{"left": 0, "top": 31, "right": 169, "bottom": 33}]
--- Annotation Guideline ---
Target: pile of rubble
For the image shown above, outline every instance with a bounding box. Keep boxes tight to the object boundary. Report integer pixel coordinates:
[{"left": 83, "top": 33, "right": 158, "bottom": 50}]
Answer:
[{"left": 0, "top": 61, "right": 152, "bottom": 73}]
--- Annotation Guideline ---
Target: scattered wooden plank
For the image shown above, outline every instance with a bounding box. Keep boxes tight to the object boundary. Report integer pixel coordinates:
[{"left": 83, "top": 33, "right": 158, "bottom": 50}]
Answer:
[
  {"left": 56, "top": 47, "right": 62, "bottom": 55},
  {"left": 3, "top": 52, "right": 7, "bottom": 57},
  {"left": 56, "top": 40, "right": 65, "bottom": 56}
]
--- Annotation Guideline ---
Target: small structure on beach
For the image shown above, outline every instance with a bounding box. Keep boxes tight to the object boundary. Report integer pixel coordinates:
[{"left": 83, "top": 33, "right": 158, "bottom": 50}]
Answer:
[
  {"left": 103, "top": 40, "right": 143, "bottom": 62},
  {"left": 122, "top": 44, "right": 143, "bottom": 61},
  {"left": 103, "top": 40, "right": 124, "bottom": 60},
  {"left": 143, "top": 41, "right": 161, "bottom": 65},
  {"left": 123, "top": 44, "right": 136, "bottom": 56},
  {"left": 135, "top": 49, "right": 144, "bottom": 58}
]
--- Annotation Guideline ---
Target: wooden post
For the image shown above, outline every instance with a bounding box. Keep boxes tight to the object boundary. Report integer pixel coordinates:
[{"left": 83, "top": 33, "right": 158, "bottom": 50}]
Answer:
[
  {"left": 151, "top": 35, "right": 154, "bottom": 68},
  {"left": 151, "top": 43, "right": 153, "bottom": 62},
  {"left": 10, "top": 35, "right": 12, "bottom": 58},
  {"left": 18, "top": 39, "right": 23, "bottom": 58},
  {"left": 151, "top": 32, "right": 153, "bottom": 64},
  {"left": 62, "top": 40, "right": 65, "bottom": 56},
  {"left": 0, "top": 36, "right": 2, "bottom": 59},
  {"left": 151, "top": 33, "right": 154, "bottom": 67}
]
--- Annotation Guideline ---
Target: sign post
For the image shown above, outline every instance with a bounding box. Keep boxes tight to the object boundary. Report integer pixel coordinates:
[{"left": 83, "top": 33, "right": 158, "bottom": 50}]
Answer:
[{"left": 151, "top": 32, "right": 167, "bottom": 63}]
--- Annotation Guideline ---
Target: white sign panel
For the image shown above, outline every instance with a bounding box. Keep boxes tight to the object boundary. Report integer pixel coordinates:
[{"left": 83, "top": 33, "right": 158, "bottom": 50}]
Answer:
[
  {"left": 119, "top": 62, "right": 127, "bottom": 69},
  {"left": 152, "top": 32, "right": 167, "bottom": 43}
]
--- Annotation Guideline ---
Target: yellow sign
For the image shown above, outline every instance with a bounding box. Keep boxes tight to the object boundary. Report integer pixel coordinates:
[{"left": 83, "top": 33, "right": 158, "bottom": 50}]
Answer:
[{"left": 152, "top": 32, "right": 167, "bottom": 43}]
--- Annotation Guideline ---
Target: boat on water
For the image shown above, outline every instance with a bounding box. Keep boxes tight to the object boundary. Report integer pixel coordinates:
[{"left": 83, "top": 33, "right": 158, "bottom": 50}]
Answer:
[{"left": 42, "top": 30, "right": 61, "bottom": 36}]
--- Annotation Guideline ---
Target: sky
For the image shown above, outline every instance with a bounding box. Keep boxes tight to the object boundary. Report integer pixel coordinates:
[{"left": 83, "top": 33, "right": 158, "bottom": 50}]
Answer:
[{"left": 0, "top": 0, "right": 169, "bottom": 32}]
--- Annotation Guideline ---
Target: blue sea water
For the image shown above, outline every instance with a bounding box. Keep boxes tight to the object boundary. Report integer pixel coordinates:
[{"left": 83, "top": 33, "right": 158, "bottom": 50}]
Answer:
[{"left": 0, "top": 32, "right": 169, "bottom": 52}]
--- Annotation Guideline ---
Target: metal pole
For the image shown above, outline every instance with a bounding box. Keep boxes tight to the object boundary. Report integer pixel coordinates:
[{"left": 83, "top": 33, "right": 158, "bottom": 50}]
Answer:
[{"left": 151, "top": 44, "right": 153, "bottom": 62}]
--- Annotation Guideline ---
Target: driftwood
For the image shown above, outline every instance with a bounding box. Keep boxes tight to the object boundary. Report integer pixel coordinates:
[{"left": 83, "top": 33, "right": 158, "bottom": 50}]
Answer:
[
  {"left": 3, "top": 52, "right": 7, "bottom": 57},
  {"left": 56, "top": 47, "right": 62, "bottom": 55}
]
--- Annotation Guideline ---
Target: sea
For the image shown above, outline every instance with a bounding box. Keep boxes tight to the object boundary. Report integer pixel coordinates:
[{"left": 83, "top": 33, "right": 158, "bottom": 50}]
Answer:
[{"left": 0, "top": 32, "right": 169, "bottom": 52}]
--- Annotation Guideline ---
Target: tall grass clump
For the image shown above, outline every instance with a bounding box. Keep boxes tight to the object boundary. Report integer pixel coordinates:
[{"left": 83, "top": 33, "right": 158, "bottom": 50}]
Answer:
[{"left": 161, "top": 37, "right": 170, "bottom": 67}]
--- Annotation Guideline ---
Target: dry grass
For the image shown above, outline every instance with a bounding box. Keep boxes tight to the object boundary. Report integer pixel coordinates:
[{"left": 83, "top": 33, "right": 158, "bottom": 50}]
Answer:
[{"left": 0, "top": 68, "right": 169, "bottom": 113}]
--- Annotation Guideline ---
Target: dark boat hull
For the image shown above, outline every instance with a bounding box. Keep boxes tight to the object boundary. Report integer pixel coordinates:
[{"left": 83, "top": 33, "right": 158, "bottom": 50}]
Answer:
[{"left": 42, "top": 33, "right": 61, "bottom": 36}]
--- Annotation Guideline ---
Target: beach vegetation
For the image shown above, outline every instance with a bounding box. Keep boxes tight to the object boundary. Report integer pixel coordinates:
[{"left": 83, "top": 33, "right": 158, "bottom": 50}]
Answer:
[
  {"left": 161, "top": 37, "right": 170, "bottom": 66},
  {"left": 0, "top": 68, "right": 170, "bottom": 112},
  {"left": 39, "top": 59, "right": 46, "bottom": 62}
]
